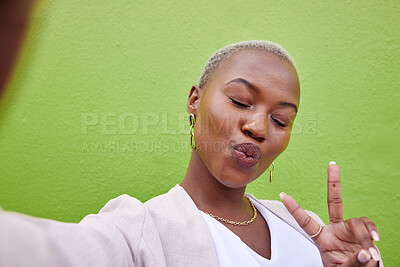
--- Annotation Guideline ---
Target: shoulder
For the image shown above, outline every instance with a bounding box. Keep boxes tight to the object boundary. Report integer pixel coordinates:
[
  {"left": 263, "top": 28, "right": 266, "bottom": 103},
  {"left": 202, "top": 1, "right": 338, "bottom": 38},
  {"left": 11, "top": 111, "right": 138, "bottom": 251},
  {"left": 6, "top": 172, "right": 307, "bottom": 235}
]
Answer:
[
  {"left": 80, "top": 194, "right": 167, "bottom": 266},
  {"left": 80, "top": 194, "right": 147, "bottom": 234},
  {"left": 144, "top": 184, "right": 199, "bottom": 220},
  {"left": 99, "top": 194, "right": 144, "bottom": 213}
]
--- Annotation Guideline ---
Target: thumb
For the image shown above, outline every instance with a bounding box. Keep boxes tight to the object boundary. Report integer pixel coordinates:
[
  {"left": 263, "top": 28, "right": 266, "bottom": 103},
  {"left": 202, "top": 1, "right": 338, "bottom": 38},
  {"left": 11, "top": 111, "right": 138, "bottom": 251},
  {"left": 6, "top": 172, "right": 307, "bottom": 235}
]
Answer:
[{"left": 342, "top": 249, "right": 374, "bottom": 267}]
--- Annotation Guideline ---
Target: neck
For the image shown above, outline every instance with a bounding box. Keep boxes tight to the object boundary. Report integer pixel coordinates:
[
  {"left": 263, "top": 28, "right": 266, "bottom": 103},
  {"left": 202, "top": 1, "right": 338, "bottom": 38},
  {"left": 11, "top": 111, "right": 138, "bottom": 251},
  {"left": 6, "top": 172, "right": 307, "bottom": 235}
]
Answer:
[{"left": 180, "top": 150, "right": 249, "bottom": 215}]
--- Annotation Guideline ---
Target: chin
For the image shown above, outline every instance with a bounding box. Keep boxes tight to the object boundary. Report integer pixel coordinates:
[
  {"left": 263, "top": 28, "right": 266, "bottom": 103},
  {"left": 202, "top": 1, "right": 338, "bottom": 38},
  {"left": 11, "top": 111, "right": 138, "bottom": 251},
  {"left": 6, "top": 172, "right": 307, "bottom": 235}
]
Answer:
[{"left": 215, "top": 173, "right": 255, "bottom": 189}]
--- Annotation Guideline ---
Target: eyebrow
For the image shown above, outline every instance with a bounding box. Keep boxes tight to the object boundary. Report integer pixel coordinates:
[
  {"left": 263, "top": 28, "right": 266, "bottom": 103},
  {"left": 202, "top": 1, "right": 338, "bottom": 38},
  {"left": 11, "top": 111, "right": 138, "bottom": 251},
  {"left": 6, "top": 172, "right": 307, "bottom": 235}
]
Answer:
[
  {"left": 277, "top": 101, "right": 298, "bottom": 113},
  {"left": 225, "top": 78, "right": 298, "bottom": 113},
  {"left": 226, "top": 78, "right": 259, "bottom": 93}
]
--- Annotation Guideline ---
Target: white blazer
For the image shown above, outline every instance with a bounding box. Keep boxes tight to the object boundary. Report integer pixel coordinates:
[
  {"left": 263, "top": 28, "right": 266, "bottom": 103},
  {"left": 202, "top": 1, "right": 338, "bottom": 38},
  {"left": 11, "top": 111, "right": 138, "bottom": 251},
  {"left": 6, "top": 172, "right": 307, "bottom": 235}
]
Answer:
[{"left": 0, "top": 184, "right": 383, "bottom": 267}]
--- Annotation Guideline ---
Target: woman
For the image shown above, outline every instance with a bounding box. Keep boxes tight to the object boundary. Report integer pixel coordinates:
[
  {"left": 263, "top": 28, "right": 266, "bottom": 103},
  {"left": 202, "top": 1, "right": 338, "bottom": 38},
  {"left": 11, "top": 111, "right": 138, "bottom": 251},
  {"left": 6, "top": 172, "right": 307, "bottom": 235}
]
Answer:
[{"left": 0, "top": 41, "right": 382, "bottom": 267}]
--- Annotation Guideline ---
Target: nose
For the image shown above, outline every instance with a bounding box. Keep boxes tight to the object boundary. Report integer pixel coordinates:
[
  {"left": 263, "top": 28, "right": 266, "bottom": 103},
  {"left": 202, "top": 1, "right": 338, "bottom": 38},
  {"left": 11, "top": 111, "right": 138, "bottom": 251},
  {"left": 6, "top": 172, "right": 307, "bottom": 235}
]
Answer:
[{"left": 241, "top": 114, "right": 267, "bottom": 142}]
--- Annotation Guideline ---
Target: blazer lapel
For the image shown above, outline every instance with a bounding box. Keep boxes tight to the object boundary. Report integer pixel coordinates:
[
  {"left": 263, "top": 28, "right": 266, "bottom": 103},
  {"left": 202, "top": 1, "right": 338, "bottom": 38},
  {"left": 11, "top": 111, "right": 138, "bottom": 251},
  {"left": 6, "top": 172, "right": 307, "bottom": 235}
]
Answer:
[{"left": 145, "top": 184, "right": 219, "bottom": 267}]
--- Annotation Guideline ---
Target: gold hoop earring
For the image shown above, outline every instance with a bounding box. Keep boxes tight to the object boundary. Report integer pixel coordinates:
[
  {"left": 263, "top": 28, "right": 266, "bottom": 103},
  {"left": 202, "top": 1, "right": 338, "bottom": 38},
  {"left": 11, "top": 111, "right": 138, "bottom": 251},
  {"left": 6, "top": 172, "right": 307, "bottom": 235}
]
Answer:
[
  {"left": 268, "top": 162, "right": 275, "bottom": 183},
  {"left": 189, "top": 113, "right": 196, "bottom": 149}
]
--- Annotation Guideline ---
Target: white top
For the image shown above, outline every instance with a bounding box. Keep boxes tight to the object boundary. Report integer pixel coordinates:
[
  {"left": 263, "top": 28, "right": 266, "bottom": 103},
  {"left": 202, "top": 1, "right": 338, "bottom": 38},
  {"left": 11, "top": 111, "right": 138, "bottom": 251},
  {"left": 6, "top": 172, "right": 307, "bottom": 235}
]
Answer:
[{"left": 200, "top": 195, "right": 324, "bottom": 267}]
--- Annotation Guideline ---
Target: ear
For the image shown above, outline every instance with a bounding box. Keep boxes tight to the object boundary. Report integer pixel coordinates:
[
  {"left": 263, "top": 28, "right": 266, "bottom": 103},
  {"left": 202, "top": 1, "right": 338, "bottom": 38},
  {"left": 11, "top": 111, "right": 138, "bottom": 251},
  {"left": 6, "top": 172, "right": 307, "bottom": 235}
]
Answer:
[{"left": 187, "top": 85, "right": 202, "bottom": 116}]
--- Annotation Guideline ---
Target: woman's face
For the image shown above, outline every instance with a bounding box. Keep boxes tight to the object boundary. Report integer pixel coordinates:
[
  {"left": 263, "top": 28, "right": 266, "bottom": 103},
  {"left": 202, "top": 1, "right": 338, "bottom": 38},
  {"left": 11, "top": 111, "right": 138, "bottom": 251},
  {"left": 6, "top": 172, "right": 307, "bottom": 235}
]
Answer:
[{"left": 191, "top": 49, "right": 300, "bottom": 188}]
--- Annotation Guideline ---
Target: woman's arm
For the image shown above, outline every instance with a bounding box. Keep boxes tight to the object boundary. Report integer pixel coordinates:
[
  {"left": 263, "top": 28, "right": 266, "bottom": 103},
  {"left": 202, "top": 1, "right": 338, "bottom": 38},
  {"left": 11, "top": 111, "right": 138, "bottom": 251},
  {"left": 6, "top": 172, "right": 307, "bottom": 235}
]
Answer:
[{"left": 0, "top": 195, "right": 165, "bottom": 267}]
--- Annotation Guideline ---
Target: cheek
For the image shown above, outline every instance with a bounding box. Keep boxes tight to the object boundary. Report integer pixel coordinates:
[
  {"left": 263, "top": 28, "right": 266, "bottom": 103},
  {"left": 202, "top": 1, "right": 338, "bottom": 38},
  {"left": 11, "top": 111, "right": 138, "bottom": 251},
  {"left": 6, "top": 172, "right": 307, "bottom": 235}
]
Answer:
[
  {"left": 256, "top": 131, "right": 291, "bottom": 177},
  {"left": 196, "top": 102, "right": 236, "bottom": 143},
  {"left": 266, "top": 129, "right": 291, "bottom": 158},
  {"left": 193, "top": 104, "right": 240, "bottom": 182}
]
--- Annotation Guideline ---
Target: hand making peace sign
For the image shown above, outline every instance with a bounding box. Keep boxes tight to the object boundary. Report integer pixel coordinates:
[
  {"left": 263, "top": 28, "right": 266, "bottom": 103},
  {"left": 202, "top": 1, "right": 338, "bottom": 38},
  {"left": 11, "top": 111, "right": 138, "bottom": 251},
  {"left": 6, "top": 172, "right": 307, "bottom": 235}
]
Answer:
[{"left": 281, "top": 162, "right": 381, "bottom": 267}]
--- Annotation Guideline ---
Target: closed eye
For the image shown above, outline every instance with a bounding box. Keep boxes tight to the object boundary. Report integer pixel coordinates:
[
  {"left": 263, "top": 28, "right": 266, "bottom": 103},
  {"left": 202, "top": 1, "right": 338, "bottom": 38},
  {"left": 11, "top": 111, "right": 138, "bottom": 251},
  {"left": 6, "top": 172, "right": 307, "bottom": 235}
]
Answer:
[
  {"left": 230, "top": 98, "right": 250, "bottom": 108},
  {"left": 271, "top": 115, "right": 287, "bottom": 127}
]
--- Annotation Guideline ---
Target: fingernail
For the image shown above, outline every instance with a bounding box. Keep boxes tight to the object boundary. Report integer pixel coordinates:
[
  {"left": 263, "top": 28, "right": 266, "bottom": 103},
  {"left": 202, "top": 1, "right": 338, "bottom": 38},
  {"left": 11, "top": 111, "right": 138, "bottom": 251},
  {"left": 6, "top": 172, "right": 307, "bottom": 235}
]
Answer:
[
  {"left": 329, "top": 161, "right": 336, "bottom": 165},
  {"left": 371, "top": 231, "right": 380, "bottom": 241},
  {"left": 369, "top": 247, "right": 380, "bottom": 261},
  {"left": 357, "top": 250, "right": 371, "bottom": 263},
  {"left": 279, "top": 192, "right": 286, "bottom": 200}
]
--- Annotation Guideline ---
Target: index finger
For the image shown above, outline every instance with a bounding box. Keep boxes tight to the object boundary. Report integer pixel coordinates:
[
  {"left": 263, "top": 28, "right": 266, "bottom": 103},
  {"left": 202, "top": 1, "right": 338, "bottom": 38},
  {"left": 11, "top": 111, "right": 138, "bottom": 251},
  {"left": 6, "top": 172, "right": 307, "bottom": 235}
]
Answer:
[
  {"left": 328, "top": 161, "right": 343, "bottom": 223},
  {"left": 280, "top": 193, "right": 322, "bottom": 239}
]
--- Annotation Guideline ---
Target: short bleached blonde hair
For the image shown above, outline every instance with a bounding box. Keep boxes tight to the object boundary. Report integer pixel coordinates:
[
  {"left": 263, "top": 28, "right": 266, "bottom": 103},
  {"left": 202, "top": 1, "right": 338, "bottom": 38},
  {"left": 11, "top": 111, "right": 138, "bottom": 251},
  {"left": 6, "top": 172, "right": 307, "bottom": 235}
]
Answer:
[{"left": 198, "top": 40, "right": 297, "bottom": 89}]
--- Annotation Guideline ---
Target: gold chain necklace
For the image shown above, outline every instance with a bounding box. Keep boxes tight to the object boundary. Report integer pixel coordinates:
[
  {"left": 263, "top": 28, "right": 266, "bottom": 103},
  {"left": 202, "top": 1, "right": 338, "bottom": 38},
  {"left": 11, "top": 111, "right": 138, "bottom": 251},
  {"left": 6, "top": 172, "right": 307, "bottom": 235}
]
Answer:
[{"left": 203, "top": 195, "right": 257, "bottom": 226}]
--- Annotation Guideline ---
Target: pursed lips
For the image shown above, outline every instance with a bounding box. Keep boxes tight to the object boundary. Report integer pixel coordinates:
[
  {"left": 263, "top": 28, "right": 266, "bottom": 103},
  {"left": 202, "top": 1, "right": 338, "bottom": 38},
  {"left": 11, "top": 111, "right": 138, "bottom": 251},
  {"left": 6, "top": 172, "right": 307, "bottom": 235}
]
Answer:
[
  {"left": 233, "top": 142, "right": 262, "bottom": 159},
  {"left": 232, "top": 142, "right": 262, "bottom": 168}
]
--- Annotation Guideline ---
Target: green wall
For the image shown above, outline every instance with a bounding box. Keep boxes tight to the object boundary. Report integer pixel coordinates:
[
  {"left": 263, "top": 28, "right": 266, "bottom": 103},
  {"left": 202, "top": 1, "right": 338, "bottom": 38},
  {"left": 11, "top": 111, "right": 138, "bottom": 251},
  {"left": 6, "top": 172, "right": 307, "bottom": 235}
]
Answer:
[{"left": 0, "top": 0, "right": 398, "bottom": 265}]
